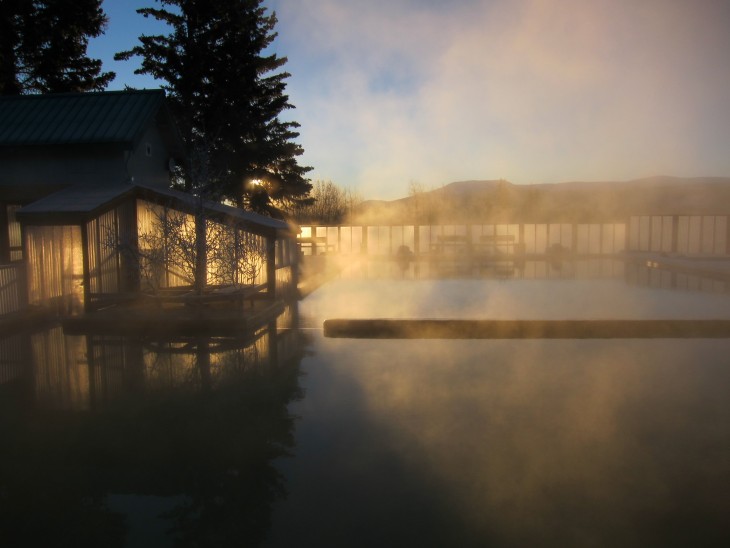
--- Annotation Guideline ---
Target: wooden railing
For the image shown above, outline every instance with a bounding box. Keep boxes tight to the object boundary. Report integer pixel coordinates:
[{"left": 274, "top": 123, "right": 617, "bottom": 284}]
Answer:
[{"left": 0, "top": 263, "right": 27, "bottom": 316}]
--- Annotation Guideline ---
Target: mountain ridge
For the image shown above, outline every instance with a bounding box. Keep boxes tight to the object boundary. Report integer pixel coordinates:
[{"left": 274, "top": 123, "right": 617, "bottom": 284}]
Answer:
[{"left": 353, "top": 176, "right": 730, "bottom": 224}]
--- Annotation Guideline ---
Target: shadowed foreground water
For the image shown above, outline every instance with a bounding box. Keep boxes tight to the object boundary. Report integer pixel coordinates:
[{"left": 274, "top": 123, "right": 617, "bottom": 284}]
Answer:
[
  {"left": 265, "top": 266, "right": 730, "bottom": 547},
  {"left": 1, "top": 264, "right": 729, "bottom": 546},
  {"left": 265, "top": 335, "right": 730, "bottom": 547},
  {"left": 0, "top": 312, "right": 305, "bottom": 548}
]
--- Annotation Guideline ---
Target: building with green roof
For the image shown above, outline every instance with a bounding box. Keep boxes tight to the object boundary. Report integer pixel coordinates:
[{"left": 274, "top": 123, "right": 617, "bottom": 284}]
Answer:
[{"left": 0, "top": 91, "right": 298, "bottom": 316}]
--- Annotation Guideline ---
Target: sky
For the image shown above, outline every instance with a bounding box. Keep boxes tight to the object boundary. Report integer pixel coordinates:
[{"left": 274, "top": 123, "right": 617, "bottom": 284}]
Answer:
[{"left": 89, "top": 0, "right": 730, "bottom": 200}]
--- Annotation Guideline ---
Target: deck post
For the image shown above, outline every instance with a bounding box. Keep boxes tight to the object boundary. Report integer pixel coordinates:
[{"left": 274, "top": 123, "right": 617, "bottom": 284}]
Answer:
[
  {"left": 80, "top": 222, "right": 92, "bottom": 313},
  {"left": 194, "top": 200, "right": 207, "bottom": 295},
  {"left": 290, "top": 237, "right": 299, "bottom": 293},
  {"left": 572, "top": 223, "right": 578, "bottom": 254},
  {"left": 266, "top": 234, "right": 276, "bottom": 299},
  {"left": 19, "top": 222, "right": 30, "bottom": 306},
  {"left": 518, "top": 223, "right": 525, "bottom": 256},
  {"left": 120, "top": 199, "right": 140, "bottom": 292}
]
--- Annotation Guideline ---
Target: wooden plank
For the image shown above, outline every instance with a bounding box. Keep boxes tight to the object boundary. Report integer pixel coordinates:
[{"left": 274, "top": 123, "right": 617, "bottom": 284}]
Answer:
[
  {"left": 323, "top": 318, "right": 730, "bottom": 339},
  {"left": 63, "top": 300, "right": 286, "bottom": 337}
]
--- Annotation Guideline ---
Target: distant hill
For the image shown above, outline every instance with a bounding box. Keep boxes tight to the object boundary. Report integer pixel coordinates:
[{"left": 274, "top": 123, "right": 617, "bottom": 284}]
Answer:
[{"left": 351, "top": 176, "right": 730, "bottom": 224}]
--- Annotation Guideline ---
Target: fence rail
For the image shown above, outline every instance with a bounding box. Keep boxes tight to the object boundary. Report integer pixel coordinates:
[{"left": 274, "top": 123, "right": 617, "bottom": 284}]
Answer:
[{"left": 0, "top": 262, "right": 27, "bottom": 316}]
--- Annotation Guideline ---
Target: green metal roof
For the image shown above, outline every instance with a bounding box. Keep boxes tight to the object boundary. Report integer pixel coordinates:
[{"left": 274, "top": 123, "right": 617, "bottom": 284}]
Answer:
[
  {"left": 0, "top": 90, "right": 168, "bottom": 147},
  {"left": 17, "top": 183, "right": 292, "bottom": 237}
]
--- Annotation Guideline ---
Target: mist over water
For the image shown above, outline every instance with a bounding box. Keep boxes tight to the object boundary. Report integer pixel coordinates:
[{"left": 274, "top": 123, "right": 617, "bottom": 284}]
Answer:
[
  {"left": 3, "top": 2, "right": 730, "bottom": 545},
  {"left": 2, "top": 257, "right": 730, "bottom": 546},
  {"left": 267, "top": 329, "right": 730, "bottom": 547},
  {"left": 262, "top": 260, "right": 730, "bottom": 546},
  {"left": 303, "top": 277, "right": 730, "bottom": 322}
]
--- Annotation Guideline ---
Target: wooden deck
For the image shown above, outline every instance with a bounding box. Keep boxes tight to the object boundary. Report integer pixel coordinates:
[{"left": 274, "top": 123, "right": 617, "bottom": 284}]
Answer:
[
  {"left": 63, "top": 298, "right": 286, "bottom": 337},
  {"left": 0, "top": 306, "right": 56, "bottom": 335},
  {"left": 87, "top": 283, "right": 269, "bottom": 311}
]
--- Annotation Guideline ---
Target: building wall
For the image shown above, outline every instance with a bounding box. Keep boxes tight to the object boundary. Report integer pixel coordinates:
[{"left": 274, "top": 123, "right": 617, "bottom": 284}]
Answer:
[
  {"left": 0, "top": 129, "right": 174, "bottom": 203},
  {"left": 0, "top": 144, "right": 129, "bottom": 190},
  {"left": 126, "top": 125, "right": 176, "bottom": 188}
]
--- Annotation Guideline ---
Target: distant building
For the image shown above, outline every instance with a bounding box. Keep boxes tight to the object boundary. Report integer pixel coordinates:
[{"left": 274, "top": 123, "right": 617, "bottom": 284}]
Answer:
[{"left": 0, "top": 90, "right": 297, "bottom": 315}]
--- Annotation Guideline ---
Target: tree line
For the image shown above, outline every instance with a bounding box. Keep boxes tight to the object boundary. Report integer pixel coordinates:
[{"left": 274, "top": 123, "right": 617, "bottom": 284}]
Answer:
[{"left": 0, "top": 0, "right": 317, "bottom": 218}]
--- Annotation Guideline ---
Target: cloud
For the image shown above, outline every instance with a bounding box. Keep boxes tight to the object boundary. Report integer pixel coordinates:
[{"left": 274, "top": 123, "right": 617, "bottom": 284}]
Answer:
[{"left": 270, "top": 0, "right": 730, "bottom": 198}]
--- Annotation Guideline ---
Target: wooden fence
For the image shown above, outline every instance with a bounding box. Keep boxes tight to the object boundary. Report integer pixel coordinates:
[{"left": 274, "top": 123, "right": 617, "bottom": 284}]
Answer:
[
  {"left": 298, "top": 223, "right": 627, "bottom": 257},
  {"left": 628, "top": 215, "right": 730, "bottom": 256},
  {"left": 299, "top": 216, "right": 730, "bottom": 258}
]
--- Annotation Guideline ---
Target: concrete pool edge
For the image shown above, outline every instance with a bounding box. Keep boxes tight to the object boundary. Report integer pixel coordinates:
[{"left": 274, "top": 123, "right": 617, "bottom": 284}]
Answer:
[{"left": 323, "top": 318, "right": 730, "bottom": 339}]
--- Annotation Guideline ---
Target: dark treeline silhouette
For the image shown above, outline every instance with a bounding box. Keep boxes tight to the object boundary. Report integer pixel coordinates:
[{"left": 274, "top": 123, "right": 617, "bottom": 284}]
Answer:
[
  {"left": 0, "top": 0, "right": 113, "bottom": 94},
  {"left": 1, "top": 0, "right": 312, "bottom": 217}
]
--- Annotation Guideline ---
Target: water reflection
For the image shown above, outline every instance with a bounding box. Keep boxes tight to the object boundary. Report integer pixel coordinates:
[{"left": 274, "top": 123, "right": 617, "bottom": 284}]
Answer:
[
  {"left": 266, "top": 334, "right": 730, "bottom": 547},
  {"left": 267, "top": 262, "right": 730, "bottom": 547},
  {"left": 0, "top": 305, "right": 305, "bottom": 547},
  {"left": 342, "top": 257, "right": 627, "bottom": 281},
  {"left": 3, "top": 259, "right": 729, "bottom": 547}
]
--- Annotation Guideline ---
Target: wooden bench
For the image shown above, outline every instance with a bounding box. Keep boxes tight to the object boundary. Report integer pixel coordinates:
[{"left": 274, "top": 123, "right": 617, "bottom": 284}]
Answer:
[
  {"left": 298, "top": 236, "right": 332, "bottom": 255},
  {"left": 430, "top": 235, "right": 469, "bottom": 255},
  {"left": 475, "top": 234, "right": 515, "bottom": 255}
]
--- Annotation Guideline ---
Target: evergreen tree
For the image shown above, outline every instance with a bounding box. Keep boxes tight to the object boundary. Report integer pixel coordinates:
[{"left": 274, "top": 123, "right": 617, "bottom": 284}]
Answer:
[
  {"left": 116, "top": 0, "right": 312, "bottom": 216},
  {"left": 0, "top": 0, "right": 114, "bottom": 94}
]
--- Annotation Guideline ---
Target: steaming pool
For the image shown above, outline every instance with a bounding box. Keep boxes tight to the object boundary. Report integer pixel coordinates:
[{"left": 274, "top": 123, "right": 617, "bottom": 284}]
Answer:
[
  {"left": 1, "top": 259, "right": 729, "bottom": 546},
  {"left": 265, "top": 260, "right": 730, "bottom": 546}
]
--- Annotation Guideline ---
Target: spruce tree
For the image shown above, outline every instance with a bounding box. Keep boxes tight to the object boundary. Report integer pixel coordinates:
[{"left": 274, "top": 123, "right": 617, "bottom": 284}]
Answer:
[
  {"left": 116, "top": 0, "right": 312, "bottom": 215},
  {"left": 0, "top": 0, "right": 114, "bottom": 94}
]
